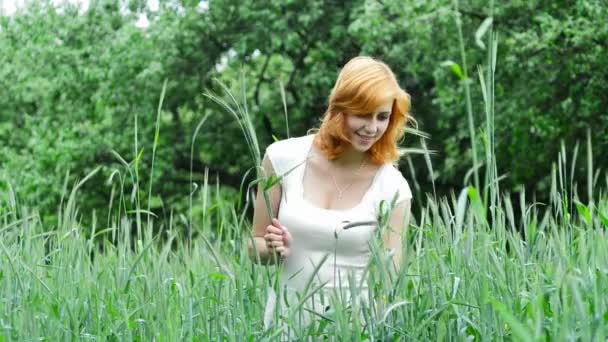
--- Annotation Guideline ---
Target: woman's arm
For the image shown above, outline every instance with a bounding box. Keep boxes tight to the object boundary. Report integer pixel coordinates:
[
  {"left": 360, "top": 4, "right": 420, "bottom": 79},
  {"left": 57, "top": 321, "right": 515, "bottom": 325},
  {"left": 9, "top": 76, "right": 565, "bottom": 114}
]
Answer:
[
  {"left": 382, "top": 199, "right": 412, "bottom": 271},
  {"left": 248, "top": 153, "right": 283, "bottom": 265}
]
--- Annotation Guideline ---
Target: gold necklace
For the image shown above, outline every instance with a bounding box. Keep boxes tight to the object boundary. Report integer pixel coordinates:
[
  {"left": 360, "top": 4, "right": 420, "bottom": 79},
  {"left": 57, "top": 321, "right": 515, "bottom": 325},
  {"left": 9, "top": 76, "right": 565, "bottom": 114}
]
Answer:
[{"left": 329, "top": 157, "right": 367, "bottom": 200}]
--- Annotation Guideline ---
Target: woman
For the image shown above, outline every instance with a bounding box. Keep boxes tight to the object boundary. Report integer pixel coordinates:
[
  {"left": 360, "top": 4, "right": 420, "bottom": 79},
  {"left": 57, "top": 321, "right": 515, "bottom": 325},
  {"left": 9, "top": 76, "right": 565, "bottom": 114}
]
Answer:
[{"left": 248, "top": 56, "right": 413, "bottom": 334}]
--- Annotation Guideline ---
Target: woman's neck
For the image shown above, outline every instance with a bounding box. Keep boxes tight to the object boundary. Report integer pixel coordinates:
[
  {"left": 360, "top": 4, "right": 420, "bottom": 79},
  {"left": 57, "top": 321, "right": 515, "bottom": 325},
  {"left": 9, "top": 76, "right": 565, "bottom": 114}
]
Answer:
[{"left": 333, "top": 146, "right": 368, "bottom": 168}]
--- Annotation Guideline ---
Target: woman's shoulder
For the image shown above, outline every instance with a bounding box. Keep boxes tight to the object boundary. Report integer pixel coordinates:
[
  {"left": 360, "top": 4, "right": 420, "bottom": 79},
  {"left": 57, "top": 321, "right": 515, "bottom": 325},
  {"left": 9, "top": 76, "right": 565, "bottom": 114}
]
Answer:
[
  {"left": 375, "top": 162, "right": 401, "bottom": 181},
  {"left": 376, "top": 162, "right": 413, "bottom": 203},
  {"left": 265, "top": 134, "right": 314, "bottom": 174}
]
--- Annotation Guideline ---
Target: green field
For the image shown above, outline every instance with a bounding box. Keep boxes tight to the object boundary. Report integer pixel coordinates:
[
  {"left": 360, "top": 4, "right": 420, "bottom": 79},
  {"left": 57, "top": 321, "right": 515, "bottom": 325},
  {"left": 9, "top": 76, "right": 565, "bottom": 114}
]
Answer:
[
  {"left": 1, "top": 162, "right": 607, "bottom": 340},
  {"left": 1, "top": 0, "right": 607, "bottom": 340}
]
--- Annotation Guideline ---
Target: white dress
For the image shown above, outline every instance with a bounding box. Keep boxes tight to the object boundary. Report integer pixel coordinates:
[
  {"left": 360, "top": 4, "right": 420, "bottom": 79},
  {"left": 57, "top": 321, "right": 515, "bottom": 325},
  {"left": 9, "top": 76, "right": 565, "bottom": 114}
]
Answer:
[{"left": 262, "top": 134, "right": 412, "bottom": 333}]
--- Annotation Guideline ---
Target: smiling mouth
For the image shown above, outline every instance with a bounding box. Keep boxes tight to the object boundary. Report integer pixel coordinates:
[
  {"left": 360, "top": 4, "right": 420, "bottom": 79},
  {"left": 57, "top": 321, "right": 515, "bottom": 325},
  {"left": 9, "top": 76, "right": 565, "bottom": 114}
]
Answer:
[{"left": 356, "top": 133, "right": 375, "bottom": 139}]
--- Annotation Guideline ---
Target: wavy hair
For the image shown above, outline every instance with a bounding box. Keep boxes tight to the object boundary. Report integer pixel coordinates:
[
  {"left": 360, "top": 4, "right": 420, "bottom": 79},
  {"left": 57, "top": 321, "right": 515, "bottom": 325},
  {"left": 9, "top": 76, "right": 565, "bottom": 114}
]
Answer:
[{"left": 311, "top": 56, "right": 411, "bottom": 165}]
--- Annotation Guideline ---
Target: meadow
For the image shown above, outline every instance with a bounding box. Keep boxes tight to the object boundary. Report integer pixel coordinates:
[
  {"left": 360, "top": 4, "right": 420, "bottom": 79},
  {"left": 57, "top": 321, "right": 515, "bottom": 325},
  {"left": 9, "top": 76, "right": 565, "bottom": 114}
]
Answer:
[
  {"left": 1, "top": 138, "right": 607, "bottom": 340},
  {"left": 1, "top": 1, "right": 607, "bottom": 340},
  {"left": 3, "top": 63, "right": 608, "bottom": 342}
]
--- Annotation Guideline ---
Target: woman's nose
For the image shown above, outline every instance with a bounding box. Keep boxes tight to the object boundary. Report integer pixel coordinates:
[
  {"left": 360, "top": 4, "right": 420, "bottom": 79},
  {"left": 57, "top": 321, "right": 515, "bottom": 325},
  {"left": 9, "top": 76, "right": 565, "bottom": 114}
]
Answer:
[
  {"left": 362, "top": 127, "right": 376, "bottom": 135},
  {"left": 362, "top": 119, "right": 379, "bottom": 134}
]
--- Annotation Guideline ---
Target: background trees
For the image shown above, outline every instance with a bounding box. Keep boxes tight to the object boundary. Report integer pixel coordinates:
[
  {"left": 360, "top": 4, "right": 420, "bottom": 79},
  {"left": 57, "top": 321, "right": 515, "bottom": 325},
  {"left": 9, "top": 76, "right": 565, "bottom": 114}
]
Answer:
[{"left": 1, "top": 0, "right": 606, "bottom": 225}]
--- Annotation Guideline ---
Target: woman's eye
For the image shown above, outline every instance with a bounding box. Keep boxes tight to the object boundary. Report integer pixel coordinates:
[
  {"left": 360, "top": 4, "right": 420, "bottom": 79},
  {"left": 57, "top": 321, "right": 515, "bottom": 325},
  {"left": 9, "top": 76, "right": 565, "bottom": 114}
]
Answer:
[{"left": 379, "top": 115, "right": 389, "bottom": 121}]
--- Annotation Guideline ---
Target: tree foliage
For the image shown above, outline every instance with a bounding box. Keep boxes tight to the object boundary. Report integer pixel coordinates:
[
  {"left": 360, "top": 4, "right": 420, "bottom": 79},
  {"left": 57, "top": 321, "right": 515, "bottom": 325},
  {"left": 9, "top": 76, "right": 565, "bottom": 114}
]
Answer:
[{"left": 1, "top": 0, "right": 605, "bottom": 225}]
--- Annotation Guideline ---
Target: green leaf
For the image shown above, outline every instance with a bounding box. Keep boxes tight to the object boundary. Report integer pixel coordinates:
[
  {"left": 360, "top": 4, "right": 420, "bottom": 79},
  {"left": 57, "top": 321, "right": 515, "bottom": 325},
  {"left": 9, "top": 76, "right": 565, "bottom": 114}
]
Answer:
[
  {"left": 598, "top": 211, "right": 608, "bottom": 228},
  {"left": 455, "top": 187, "right": 469, "bottom": 232},
  {"left": 467, "top": 186, "right": 486, "bottom": 223},
  {"left": 475, "top": 17, "right": 493, "bottom": 50},
  {"left": 440, "top": 60, "right": 464, "bottom": 80},
  {"left": 263, "top": 175, "right": 281, "bottom": 191},
  {"left": 574, "top": 201, "right": 591, "bottom": 225},
  {"left": 126, "top": 209, "right": 158, "bottom": 218},
  {"left": 489, "top": 297, "right": 534, "bottom": 341},
  {"left": 208, "top": 272, "right": 228, "bottom": 280},
  {"left": 135, "top": 147, "right": 144, "bottom": 168}
]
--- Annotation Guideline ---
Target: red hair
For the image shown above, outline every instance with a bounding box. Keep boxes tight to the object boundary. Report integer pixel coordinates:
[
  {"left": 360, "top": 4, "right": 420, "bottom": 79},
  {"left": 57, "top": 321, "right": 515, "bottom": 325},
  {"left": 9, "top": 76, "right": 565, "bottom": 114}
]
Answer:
[{"left": 312, "top": 56, "right": 411, "bottom": 165}]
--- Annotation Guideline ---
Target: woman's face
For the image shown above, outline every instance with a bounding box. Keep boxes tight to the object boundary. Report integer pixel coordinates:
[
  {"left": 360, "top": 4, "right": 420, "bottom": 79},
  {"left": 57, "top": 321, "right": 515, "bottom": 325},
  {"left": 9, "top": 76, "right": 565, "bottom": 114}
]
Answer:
[{"left": 343, "top": 99, "right": 392, "bottom": 152}]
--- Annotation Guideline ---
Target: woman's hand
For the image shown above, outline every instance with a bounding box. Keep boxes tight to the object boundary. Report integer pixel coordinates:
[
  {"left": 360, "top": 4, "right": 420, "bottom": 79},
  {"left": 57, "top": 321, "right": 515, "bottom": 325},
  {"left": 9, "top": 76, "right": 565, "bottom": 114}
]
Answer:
[{"left": 264, "top": 218, "right": 292, "bottom": 258}]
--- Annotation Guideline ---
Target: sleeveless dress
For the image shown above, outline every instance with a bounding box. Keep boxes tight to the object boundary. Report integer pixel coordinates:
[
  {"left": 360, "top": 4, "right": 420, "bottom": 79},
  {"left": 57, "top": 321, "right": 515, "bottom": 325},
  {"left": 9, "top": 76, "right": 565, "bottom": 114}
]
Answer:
[{"left": 262, "top": 134, "right": 412, "bottom": 333}]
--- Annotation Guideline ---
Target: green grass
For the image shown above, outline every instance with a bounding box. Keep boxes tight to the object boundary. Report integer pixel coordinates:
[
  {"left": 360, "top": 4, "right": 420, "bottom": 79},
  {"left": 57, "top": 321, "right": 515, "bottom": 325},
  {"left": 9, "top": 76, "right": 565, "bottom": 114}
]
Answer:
[
  {"left": 1, "top": 2, "right": 607, "bottom": 340},
  {"left": 1, "top": 162, "right": 607, "bottom": 340}
]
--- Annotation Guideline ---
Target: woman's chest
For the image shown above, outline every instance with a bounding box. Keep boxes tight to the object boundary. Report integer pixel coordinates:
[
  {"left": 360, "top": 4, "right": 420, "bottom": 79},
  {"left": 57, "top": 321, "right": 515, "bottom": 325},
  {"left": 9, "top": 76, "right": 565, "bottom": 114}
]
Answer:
[
  {"left": 278, "top": 199, "right": 378, "bottom": 256},
  {"left": 301, "top": 158, "right": 382, "bottom": 211}
]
